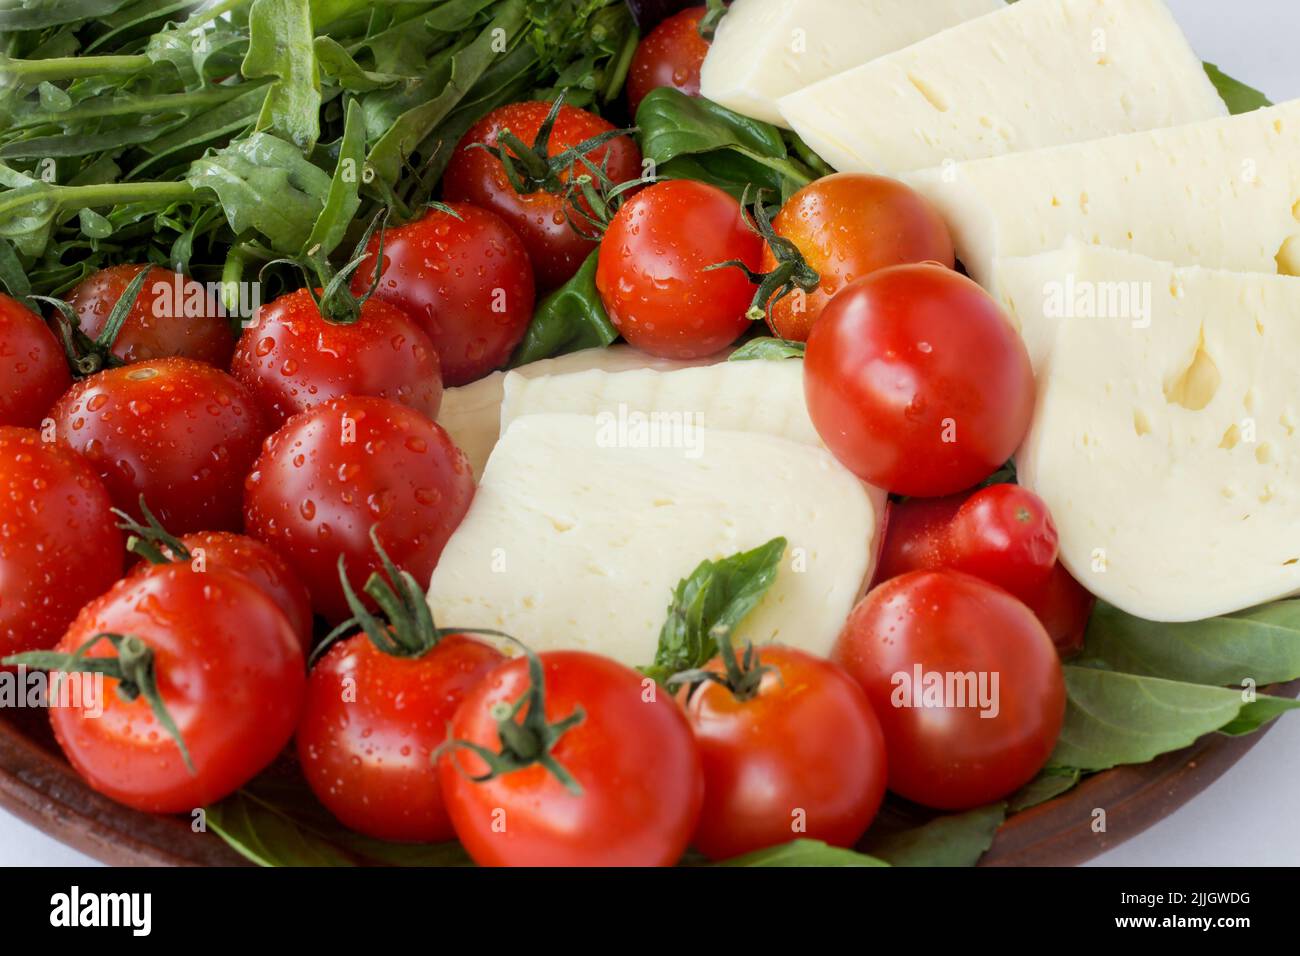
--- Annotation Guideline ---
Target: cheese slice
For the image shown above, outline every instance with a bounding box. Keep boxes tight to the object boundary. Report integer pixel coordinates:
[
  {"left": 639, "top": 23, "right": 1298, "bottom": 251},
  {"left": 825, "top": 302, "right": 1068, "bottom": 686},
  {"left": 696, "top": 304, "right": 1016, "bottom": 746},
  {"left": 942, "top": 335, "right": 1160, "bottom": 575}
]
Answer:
[
  {"left": 904, "top": 99, "right": 1300, "bottom": 293},
  {"left": 427, "top": 414, "right": 879, "bottom": 667},
  {"left": 699, "top": 0, "right": 1002, "bottom": 127},
  {"left": 435, "top": 345, "right": 723, "bottom": 479},
  {"left": 778, "top": 0, "right": 1225, "bottom": 175},
  {"left": 1011, "top": 244, "right": 1300, "bottom": 621}
]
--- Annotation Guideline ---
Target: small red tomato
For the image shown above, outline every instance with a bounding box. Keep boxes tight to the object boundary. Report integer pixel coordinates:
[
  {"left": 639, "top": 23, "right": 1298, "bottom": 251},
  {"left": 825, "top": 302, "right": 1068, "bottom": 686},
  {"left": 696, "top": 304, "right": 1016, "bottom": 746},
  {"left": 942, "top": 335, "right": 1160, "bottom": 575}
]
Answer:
[
  {"left": 243, "top": 396, "right": 474, "bottom": 624},
  {"left": 761, "top": 174, "right": 955, "bottom": 341},
  {"left": 353, "top": 203, "right": 535, "bottom": 386},
  {"left": 300, "top": 633, "right": 504, "bottom": 842},
  {"left": 443, "top": 101, "right": 643, "bottom": 290},
  {"left": 49, "top": 358, "right": 267, "bottom": 533},
  {"left": 685, "top": 645, "right": 887, "bottom": 860},
  {"left": 873, "top": 494, "right": 964, "bottom": 587},
  {"left": 946, "top": 484, "right": 1058, "bottom": 603},
  {"left": 38, "top": 564, "right": 304, "bottom": 813},
  {"left": 439, "top": 649, "right": 703, "bottom": 867},
  {"left": 1025, "top": 562, "right": 1096, "bottom": 659},
  {"left": 627, "top": 7, "right": 709, "bottom": 116},
  {"left": 0, "top": 427, "right": 124, "bottom": 658},
  {"left": 0, "top": 294, "right": 70, "bottom": 428},
  {"left": 833, "top": 570, "right": 1065, "bottom": 810},
  {"left": 127, "top": 531, "right": 314, "bottom": 654},
  {"left": 596, "top": 179, "right": 761, "bottom": 359},
  {"left": 805, "top": 264, "right": 1034, "bottom": 496},
  {"left": 66, "top": 264, "right": 235, "bottom": 366},
  {"left": 231, "top": 287, "right": 443, "bottom": 429}
]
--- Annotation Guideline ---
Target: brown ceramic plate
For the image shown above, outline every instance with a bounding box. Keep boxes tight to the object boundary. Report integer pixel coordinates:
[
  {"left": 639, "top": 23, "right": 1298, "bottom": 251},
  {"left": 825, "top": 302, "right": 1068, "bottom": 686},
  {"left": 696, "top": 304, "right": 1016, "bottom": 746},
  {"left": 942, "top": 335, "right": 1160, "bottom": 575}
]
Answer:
[{"left": 3, "top": 677, "right": 1298, "bottom": 867}]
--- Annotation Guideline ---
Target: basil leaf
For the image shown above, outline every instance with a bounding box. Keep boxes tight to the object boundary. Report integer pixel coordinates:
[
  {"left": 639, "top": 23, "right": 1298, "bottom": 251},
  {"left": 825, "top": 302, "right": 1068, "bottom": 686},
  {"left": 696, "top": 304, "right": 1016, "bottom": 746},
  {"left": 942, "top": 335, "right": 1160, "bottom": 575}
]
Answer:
[
  {"left": 729, "top": 337, "right": 805, "bottom": 361},
  {"left": 642, "top": 537, "right": 787, "bottom": 685},
  {"left": 1077, "top": 601, "right": 1300, "bottom": 688},
  {"left": 243, "top": 0, "right": 322, "bottom": 152},
  {"left": 715, "top": 839, "right": 888, "bottom": 868},
  {"left": 1049, "top": 666, "right": 1300, "bottom": 771},
  {"left": 1008, "top": 768, "right": 1081, "bottom": 813},
  {"left": 510, "top": 250, "right": 618, "bottom": 366},
  {"left": 862, "top": 803, "right": 1005, "bottom": 867},
  {"left": 1204, "top": 62, "right": 1272, "bottom": 115}
]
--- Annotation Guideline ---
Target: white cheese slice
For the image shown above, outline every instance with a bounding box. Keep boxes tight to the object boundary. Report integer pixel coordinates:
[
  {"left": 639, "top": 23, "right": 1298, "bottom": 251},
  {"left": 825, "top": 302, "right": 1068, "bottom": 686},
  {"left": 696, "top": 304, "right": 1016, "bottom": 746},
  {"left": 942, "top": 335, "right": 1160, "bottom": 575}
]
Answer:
[
  {"left": 778, "top": 0, "right": 1225, "bottom": 175},
  {"left": 699, "top": 0, "right": 1002, "bottom": 127},
  {"left": 1011, "top": 244, "right": 1300, "bottom": 621},
  {"left": 904, "top": 99, "right": 1300, "bottom": 293},
  {"left": 426, "top": 413, "right": 879, "bottom": 667},
  {"left": 435, "top": 345, "right": 723, "bottom": 479}
]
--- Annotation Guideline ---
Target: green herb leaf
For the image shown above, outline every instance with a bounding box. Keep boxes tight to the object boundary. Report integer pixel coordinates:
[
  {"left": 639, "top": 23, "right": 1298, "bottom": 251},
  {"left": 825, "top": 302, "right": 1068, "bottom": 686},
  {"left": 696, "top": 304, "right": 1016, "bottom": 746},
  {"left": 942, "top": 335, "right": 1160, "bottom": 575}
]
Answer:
[
  {"left": 1204, "top": 62, "right": 1272, "bottom": 115},
  {"left": 510, "top": 249, "right": 618, "bottom": 366},
  {"left": 642, "top": 537, "right": 787, "bottom": 685},
  {"left": 728, "top": 337, "right": 805, "bottom": 361},
  {"left": 302, "top": 98, "right": 366, "bottom": 259},
  {"left": 713, "top": 839, "right": 888, "bottom": 868},
  {"left": 1049, "top": 665, "right": 1300, "bottom": 771},
  {"left": 862, "top": 802, "right": 1006, "bottom": 867},
  {"left": 1008, "top": 768, "right": 1082, "bottom": 813},
  {"left": 243, "top": 0, "right": 322, "bottom": 152}
]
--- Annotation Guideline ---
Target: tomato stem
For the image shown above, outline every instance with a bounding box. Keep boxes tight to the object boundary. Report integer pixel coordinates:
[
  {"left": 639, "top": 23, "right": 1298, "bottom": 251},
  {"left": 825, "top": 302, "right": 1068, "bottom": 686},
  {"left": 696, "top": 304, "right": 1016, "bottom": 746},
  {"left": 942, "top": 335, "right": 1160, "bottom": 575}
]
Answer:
[
  {"left": 30, "top": 264, "right": 152, "bottom": 378},
  {"left": 669, "top": 635, "right": 777, "bottom": 704},
  {"left": 114, "top": 496, "right": 192, "bottom": 566}
]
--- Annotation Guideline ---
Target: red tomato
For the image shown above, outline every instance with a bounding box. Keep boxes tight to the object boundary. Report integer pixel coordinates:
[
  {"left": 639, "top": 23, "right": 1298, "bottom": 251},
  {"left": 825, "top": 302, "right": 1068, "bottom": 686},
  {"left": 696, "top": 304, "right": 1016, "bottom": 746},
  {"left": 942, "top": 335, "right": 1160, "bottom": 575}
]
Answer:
[
  {"left": 66, "top": 264, "right": 235, "bottom": 367},
  {"left": 804, "top": 264, "right": 1034, "bottom": 496},
  {"left": 127, "top": 531, "right": 314, "bottom": 653},
  {"left": 596, "top": 180, "right": 761, "bottom": 359},
  {"left": 443, "top": 101, "right": 642, "bottom": 289},
  {"left": 873, "top": 494, "right": 963, "bottom": 587},
  {"left": 0, "top": 294, "right": 70, "bottom": 428},
  {"left": 49, "top": 358, "right": 267, "bottom": 533},
  {"left": 231, "top": 287, "right": 442, "bottom": 429},
  {"left": 300, "top": 633, "right": 504, "bottom": 842},
  {"left": 627, "top": 7, "right": 709, "bottom": 116},
  {"left": 761, "top": 174, "right": 954, "bottom": 341},
  {"left": 685, "top": 645, "right": 887, "bottom": 860},
  {"left": 439, "top": 650, "right": 703, "bottom": 866},
  {"left": 39, "top": 564, "right": 304, "bottom": 813},
  {"left": 0, "top": 427, "right": 124, "bottom": 658},
  {"left": 243, "top": 396, "right": 474, "bottom": 624},
  {"left": 833, "top": 570, "right": 1065, "bottom": 810},
  {"left": 1025, "top": 562, "right": 1095, "bottom": 659},
  {"left": 352, "top": 203, "right": 535, "bottom": 386}
]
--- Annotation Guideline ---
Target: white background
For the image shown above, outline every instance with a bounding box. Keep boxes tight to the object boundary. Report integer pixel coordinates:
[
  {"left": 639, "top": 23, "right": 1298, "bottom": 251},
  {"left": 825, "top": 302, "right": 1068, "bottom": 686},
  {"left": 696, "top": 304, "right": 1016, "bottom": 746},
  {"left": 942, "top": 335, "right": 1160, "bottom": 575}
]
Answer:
[{"left": 2, "top": 0, "right": 1299, "bottom": 867}]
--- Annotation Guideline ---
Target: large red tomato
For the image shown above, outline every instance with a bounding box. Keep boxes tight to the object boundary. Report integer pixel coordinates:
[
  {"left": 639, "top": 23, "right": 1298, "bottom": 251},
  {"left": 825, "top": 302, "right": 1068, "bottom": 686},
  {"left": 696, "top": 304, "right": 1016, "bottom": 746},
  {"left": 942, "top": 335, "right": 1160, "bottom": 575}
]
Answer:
[{"left": 1, "top": 294, "right": 70, "bottom": 428}]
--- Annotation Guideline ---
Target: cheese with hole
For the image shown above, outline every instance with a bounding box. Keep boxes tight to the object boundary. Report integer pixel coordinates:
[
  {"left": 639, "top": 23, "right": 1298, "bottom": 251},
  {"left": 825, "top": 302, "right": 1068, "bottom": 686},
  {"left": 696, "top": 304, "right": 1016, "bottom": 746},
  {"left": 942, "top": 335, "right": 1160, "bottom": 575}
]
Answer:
[
  {"left": 698, "top": 0, "right": 1002, "bottom": 127},
  {"left": 778, "top": 0, "right": 1225, "bottom": 175},
  {"left": 1011, "top": 244, "right": 1300, "bottom": 621},
  {"left": 435, "top": 346, "right": 724, "bottom": 479},
  {"left": 426, "top": 414, "right": 879, "bottom": 667},
  {"left": 904, "top": 99, "right": 1300, "bottom": 293}
]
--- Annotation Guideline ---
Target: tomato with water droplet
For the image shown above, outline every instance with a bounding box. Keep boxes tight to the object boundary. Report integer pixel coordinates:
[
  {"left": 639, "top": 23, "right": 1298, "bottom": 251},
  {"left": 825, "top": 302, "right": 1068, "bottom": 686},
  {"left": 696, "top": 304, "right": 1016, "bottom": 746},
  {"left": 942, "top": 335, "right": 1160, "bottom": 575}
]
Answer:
[
  {"left": 0, "top": 294, "right": 70, "bottom": 428},
  {"left": 626, "top": 7, "right": 709, "bottom": 115}
]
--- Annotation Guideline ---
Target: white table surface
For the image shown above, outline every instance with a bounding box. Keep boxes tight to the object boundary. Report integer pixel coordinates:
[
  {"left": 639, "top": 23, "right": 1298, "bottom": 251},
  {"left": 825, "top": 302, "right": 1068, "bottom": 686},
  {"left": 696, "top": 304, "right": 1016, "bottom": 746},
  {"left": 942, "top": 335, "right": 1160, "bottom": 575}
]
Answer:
[{"left": 3, "top": 0, "right": 1298, "bottom": 868}]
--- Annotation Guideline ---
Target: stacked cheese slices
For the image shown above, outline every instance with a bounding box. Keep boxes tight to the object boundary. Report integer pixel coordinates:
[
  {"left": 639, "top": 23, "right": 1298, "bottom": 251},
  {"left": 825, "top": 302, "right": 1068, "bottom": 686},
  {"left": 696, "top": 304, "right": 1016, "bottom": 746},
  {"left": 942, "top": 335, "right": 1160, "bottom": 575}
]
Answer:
[
  {"left": 702, "top": 0, "right": 1300, "bottom": 622},
  {"left": 430, "top": 356, "right": 887, "bottom": 667}
]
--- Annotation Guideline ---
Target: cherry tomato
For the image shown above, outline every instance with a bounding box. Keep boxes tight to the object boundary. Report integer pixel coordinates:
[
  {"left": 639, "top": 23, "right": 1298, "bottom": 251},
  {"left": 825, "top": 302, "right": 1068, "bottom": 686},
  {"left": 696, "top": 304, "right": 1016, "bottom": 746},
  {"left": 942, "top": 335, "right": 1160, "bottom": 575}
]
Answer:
[
  {"left": 833, "top": 570, "right": 1065, "bottom": 810},
  {"left": 1025, "top": 562, "right": 1095, "bottom": 659},
  {"left": 0, "top": 294, "right": 70, "bottom": 428},
  {"left": 300, "top": 633, "right": 504, "bottom": 842},
  {"left": 41, "top": 564, "right": 304, "bottom": 813},
  {"left": 761, "top": 174, "right": 954, "bottom": 341},
  {"left": 127, "top": 531, "right": 314, "bottom": 653},
  {"left": 49, "top": 358, "right": 267, "bottom": 533},
  {"left": 627, "top": 7, "right": 709, "bottom": 116},
  {"left": 439, "top": 650, "right": 703, "bottom": 866},
  {"left": 0, "top": 427, "right": 124, "bottom": 658},
  {"left": 685, "top": 645, "right": 887, "bottom": 860},
  {"left": 352, "top": 202, "right": 535, "bottom": 386},
  {"left": 243, "top": 396, "right": 474, "bottom": 624},
  {"left": 443, "top": 102, "right": 642, "bottom": 290},
  {"left": 66, "top": 264, "right": 235, "bottom": 367},
  {"left": 804, "top": 264, "right": 1034, "bottom": 497},
  {"left": 231, "top": 287, "right": 443, "bottom": 429},
  {"left": 596, "top": 180, "right": 761, "bottom": 359}
]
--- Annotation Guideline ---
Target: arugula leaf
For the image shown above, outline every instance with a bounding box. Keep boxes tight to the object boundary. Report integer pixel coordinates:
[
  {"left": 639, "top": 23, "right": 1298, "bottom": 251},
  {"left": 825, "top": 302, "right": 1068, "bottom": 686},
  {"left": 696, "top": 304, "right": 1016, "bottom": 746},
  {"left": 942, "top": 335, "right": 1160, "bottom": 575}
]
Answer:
[
  {"left": 243, "top": 0, "right": 322, "bottom": 152},
  {"left": 862, "top": 803, "right": 1005, "bottom": 867},
  {"left": 302, "top": 98, "right": 365, "bottom": 259},
  {"left": 510, "top": 250, "right": 618, "bottom": 366},
  {"left": 728, "top": 337, "right": 805, "bottom": 361},
  {"left": 642, "top": 537, "right": 787, "bottom": 685},
  {"left": 1204, "top": 62, "right": 1272, "bottom": 115},
  {"left": 1077, "top": 601, "right": 1300, "bottom": 688},
  {"left": 0, "top": 0, "right": 134, "bottom": 31},
  {"left": 1049, "top": 665, "right": 1300, "bottom": 771},
  {"left": 714, "top": 839, "right": 888, "bottom": 868}
]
